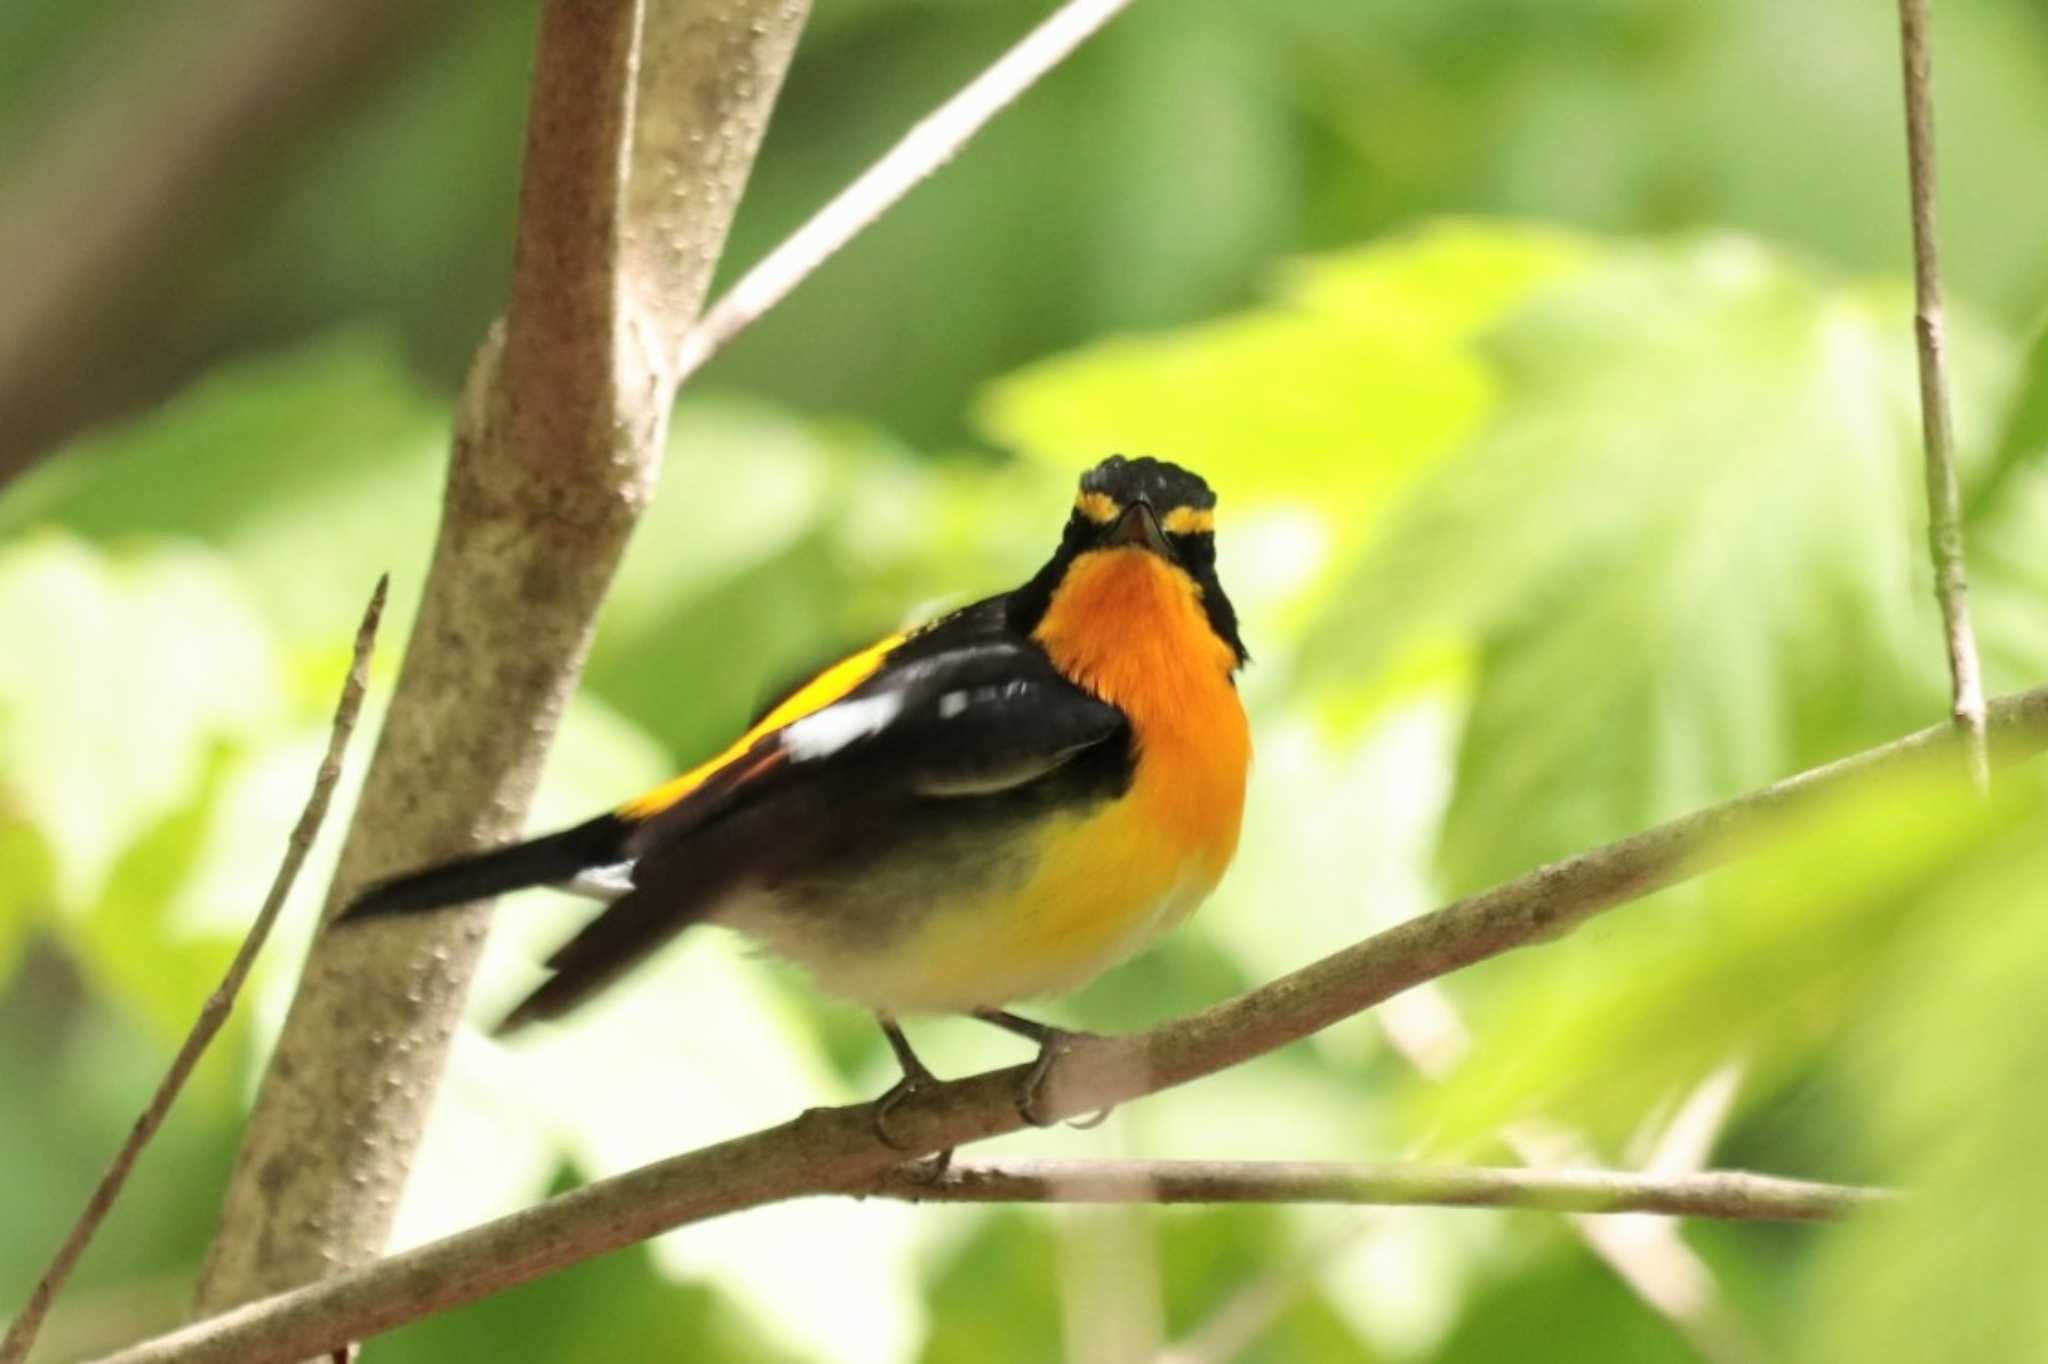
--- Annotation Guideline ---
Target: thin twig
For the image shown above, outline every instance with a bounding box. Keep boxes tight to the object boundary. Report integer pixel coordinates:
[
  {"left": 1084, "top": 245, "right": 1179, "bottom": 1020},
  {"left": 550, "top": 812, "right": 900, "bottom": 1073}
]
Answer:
[
  {"left": 670, "top": 0, "right": 1138, "bottom": 388},
  {"left": 83, "top": 683, "right": 2048, "bottom": 1364},
  {"left": 872, "top": 1159, "right": 1887, "bottom": 1222},
  {"left": 0, "top": 577, "right": 388, "bottom": 1364},
  {"left": 1897, "top": 0, "right": 1990, "bottom": 791}
]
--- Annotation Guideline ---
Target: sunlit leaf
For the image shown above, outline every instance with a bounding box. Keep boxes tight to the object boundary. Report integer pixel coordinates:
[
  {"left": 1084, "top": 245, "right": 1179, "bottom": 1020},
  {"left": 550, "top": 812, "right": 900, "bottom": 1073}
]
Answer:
[
  {"left": 1796, "top": 826, "right": 2048, "bottom": 1362},
  {"left": 1300, "top": 238, "right": 2017, "bottom": 895},
  {"left": 978, "top": 222, "right": 1592, "bottom": 571},
  {"left": 0, "top": 332, "right": 448, "bottom": 646},
  {"left": 0, "top": 535, "right": 283, "bottom": 911},
  {"left": 1965, "top": 318, "right": 2048, "bottom": 525},
  {"left": 1421, "top": 761, "right": 2036, "bottom": 1147},
  {"left": 72, "top": 749, "right": 244, "bottom": 1085}
]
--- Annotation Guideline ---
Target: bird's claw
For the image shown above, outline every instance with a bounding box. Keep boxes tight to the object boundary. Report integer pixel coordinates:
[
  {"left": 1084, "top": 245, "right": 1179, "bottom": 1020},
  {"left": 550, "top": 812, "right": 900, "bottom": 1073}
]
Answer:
[
  {"left": 873, "top": 1070, "right": 931, "bottom": 1151},
  {"left": 872, "top": 1055, "right": 954, "bottom": 1176},
  {"left": 1016, "top": 1027, "right": 1112, "bottom": 1129}
]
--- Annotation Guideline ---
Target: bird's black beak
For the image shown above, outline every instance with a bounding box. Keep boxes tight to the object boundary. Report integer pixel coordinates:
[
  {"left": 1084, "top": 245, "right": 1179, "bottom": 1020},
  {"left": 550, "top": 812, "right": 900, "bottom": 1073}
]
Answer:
[{"left": 1107, "top": 499, "right": 1170, "bottom": 556}]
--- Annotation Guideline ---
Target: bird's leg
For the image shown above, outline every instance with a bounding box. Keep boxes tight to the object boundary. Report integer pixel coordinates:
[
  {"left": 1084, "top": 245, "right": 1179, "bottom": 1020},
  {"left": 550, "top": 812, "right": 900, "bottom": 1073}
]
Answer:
[
  {"left": 972, "top": 1009, "right": 1111, "bottom": 1129},
  {"left": 873, "top": 1014, "right": 951, "bottom": 1180}
]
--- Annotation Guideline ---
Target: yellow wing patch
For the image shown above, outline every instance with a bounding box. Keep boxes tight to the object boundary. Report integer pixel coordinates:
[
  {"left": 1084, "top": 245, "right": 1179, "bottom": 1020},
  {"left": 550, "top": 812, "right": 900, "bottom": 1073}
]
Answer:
[{"left": 617, "top": 631, "right": 908, "bottom": 821}]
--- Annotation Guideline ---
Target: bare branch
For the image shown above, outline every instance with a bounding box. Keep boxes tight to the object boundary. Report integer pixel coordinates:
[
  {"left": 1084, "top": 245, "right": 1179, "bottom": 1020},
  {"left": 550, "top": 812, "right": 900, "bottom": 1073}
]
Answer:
[
  {"left": 671, "top": 0, "right": 1138, "bottom": 388},
  {"left": 1897, "top": 0, "right": 1990, "bottom": 791},
  {"left": 194, "top": 0, "right": 811, "bottom": 1318},
  {"left": 1, "top": 579, "right": 388, "bottom": 1364},
  {"left": 87, "top": 683, "right": 2047, "bottom": 1364},
  {"left": 872, "top": 1159, "right": 1886, "bottom": 1222}
]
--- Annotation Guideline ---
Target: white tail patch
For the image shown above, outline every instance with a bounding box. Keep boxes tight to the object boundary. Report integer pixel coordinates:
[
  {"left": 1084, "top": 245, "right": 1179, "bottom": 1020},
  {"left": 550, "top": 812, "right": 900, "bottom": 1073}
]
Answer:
[{"left": 560, "top": 861, "right": 637, "bottom": 903}]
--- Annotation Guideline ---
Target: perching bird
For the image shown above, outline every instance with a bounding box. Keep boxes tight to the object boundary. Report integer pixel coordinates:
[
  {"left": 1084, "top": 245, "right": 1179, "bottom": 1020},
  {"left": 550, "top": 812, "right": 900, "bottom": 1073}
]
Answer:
[{"left": 341, "top": 455, "right": 1250, "bottom": 1134}]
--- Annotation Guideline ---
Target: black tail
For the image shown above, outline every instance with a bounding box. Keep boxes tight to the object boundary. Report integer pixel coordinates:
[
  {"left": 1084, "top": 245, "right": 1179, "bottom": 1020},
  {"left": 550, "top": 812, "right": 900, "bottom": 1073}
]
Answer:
[
  {"left": 338, "top": 814, "right": 632, "bottom": 922},
  {"left": 492, "top": 884, "right": 688, "bottom": 1034}
]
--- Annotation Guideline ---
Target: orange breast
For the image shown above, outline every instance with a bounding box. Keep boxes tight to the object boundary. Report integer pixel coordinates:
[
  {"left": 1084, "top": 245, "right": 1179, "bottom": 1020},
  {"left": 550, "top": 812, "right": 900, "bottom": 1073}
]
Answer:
[{"left": 1032, "top": 548, "right": 1251, "bottom": 886}]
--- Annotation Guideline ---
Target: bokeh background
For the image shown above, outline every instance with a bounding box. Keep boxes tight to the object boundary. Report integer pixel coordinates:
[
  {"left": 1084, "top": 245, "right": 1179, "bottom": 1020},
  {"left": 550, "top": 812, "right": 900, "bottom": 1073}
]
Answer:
[{"left": 5, "top": 0, "right": 2048, "bottom": 1360}]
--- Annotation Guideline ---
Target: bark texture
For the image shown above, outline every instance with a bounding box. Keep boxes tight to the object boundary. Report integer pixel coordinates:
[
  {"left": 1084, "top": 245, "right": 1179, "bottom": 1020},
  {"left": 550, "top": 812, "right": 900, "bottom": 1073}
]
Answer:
[{"left": 194, "top": 0, "right": 810, "bottom": 1318}]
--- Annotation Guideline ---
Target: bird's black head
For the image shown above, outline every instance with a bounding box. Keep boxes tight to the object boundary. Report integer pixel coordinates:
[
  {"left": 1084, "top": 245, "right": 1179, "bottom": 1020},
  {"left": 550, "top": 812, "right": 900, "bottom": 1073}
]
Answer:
[
  {"left": 1012, "top": 455, "right": 1247, "bottom": 668},
  {"left": 1070, "top": 454, "right": 1218, "bottom": 555}
]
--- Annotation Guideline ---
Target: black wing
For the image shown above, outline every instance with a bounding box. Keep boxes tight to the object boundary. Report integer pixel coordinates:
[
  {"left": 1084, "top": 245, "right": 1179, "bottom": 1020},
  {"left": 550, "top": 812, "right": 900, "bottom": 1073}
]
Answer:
[{"left": 498, "top": 615, "right": 1129, "bottom": 1032}]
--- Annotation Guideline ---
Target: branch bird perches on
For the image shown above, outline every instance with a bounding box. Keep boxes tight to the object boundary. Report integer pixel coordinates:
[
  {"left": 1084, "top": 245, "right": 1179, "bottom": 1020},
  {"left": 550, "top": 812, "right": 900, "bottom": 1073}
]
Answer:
[{"left": 84, "top": 683, "right": 2048, "bottom": 1364}]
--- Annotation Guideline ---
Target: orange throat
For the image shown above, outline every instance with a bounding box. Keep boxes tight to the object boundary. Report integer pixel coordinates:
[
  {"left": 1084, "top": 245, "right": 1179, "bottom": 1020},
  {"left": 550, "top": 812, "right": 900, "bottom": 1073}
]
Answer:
[{"left": 1032, "top": 548, "right": 1251, "bottom": 881}]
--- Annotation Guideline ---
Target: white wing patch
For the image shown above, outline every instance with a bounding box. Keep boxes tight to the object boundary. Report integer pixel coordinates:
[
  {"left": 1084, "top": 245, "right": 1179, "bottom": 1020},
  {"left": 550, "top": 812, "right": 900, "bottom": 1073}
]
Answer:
[
  {"left": 781, "top": 692, "right": 905, "bottom": 761},
  {"left": 937, "top": 680, "right": 1030, "bottom": 720}
]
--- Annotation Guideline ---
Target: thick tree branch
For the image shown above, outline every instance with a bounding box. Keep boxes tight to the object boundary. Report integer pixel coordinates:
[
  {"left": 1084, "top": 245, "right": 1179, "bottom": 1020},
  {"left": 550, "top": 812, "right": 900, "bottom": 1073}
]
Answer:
[
  {"left": 1897, "top": 0, "right": 1990, "bottom": 790},
  {"left": 871, "top": 1159, "right": 1885, "bottom": 1222},
  {"left": 194, "top": 0, "right": 810, "bottom": 1321},
  {"left": 91, "top": 684, "right": 2048, "bottom": 1364},
  {"left": 0, "top": 582, "right": 386, "bottom": 1364},
  {"left": 672, "top": 0, "right": 1139, "bottom": 387}
]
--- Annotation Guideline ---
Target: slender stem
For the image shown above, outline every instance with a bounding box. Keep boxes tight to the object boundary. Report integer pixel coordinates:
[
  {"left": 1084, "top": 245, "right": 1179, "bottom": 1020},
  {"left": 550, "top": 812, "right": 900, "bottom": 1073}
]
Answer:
[
  {"left": 873, "top": 1159, "right": 1887, "bottom": 1223},
  {"left": 1897, "top": 0, "right": 1990, "bottom": 791},
  {"left": 670, "top": 0, "right": 1139, "bottom": 388},
  {"left": 82, "top": 683, "right": 2048, "bottom": 1364},
  {"left": 0, "top": 578, "right": 388, "bottom": 1364}
]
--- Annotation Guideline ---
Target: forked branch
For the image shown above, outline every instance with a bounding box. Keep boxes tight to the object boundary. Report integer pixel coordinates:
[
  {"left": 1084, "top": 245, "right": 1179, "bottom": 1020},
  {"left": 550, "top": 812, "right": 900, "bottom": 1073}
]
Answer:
[
  {"left": 87, "top": 684, "right": 2048, "bottom": 1364},
  {"left": 1897, "top": 0, "right": 1990, "bottom": 789}
]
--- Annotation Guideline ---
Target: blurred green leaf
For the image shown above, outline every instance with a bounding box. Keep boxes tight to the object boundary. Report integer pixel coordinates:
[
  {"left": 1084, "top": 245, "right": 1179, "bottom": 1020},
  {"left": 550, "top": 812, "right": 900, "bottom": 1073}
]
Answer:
[
  {"left": 72, "top": 747, "right": 244, "bottom": 1079},
  {"left": 590, "top": 415, "right": 1049, "bottom": 763},
  {"left": 0, "top": 986, "right": 244, "bottom": 1345},
  {"left": 1300, "top": 237, "right": 2016, "bottom": 894},
  {"left": 1965, "top": 317, "right": 2048, "bottom": 700},
  {"left": 1965, "top": 319, "right": 2048, "bottom": 525},
  {"left": 0, "top": 822, "right": 54, "bottom": 987},
  {"left": 1434, "top": 1238, "right": 1699, "bottom": 1364},
  {"left": 1796, "top": 822, "right": 2048, "bottom": 1362},
  {"left": 0, "top": 331, "right": 447, "bottom": 645},
  {"left": 1422, "top": 760, "right": 2035, "bottom": 1148},
  {"left": 0, "top": 534, "right": 283, "bottom": 914},
  {"left": 918, "top": 1210, "right": 1062, "bottom": 1364},
  {"left": 1156, "top": 1207, "right": 1379, "bottom": 1363},
  {"left": 378, "top": 1165, "right": 806, "bottom": 1364},
  {"left": 979, "top": 222, "right": 1591, "bottom": 541}
]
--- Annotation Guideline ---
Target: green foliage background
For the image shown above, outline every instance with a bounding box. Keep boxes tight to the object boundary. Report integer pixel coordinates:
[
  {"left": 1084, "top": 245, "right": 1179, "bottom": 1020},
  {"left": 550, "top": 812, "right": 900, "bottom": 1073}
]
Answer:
[{"left": 3, "top": 1, "right": 2047, "bottom": 1360}]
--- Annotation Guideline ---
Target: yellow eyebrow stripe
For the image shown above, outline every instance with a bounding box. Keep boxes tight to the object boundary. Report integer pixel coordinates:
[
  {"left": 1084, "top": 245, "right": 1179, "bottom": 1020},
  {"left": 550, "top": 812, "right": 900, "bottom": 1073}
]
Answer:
[
  {"left": 1162, "top": 506, "right": 1214, "bottom": 535},
  {"left": 617, "top": 630, "right": 909, "bottom": 820},
  {"left": 1074, "top": 491, "right": 1120, "bottom": 524}
]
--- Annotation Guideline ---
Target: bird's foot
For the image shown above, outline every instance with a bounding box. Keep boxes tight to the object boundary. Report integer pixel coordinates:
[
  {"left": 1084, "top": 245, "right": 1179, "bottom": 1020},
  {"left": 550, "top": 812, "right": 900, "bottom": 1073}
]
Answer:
[
  {"left": 975, "top": 1009, "right": 1115, "bottom": 1129},
  {"left": 874, "top": 1015, "right": 953, "bottom": 1178}
]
